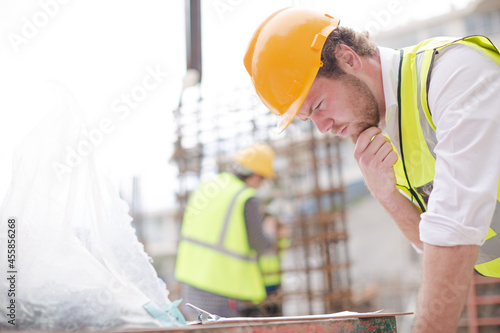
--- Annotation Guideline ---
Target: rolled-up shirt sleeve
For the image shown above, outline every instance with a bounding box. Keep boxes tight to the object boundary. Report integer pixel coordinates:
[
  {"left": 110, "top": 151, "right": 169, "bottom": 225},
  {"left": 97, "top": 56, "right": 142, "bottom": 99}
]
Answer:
[{"left": 420, "top": 43, "right": 500, "bottom": 246}]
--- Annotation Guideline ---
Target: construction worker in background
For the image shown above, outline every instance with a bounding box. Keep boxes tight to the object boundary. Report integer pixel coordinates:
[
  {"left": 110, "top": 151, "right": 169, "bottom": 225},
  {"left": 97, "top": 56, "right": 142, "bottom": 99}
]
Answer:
[
  {"left": 244, "top": 7, "right": 500, "bottom": 333},
  {"left": 257, "top": 220, "right": 290, "bottom": 316},
  {"left": 175, "top": 143, "right": 277, "bottom": 320}
]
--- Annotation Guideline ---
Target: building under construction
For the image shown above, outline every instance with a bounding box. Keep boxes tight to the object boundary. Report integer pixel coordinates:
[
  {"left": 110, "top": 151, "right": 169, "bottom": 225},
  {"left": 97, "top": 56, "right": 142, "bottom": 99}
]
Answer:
[
  {"left": 166, "top": 0, "right": 354, "bottom": 317},
  {"left": 171, "top": 81, "right": 353, "bottom": 316}
]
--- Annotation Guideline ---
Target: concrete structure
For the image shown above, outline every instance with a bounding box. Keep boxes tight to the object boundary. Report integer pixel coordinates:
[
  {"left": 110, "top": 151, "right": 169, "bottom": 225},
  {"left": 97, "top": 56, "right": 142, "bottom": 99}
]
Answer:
[{"left": 374, "top": 0, "right": 500, "bottom": 48}]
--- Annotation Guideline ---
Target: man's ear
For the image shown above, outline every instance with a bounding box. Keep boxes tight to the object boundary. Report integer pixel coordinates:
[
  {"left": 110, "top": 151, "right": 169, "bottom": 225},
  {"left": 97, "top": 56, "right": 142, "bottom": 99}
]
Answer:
[{"left": 335, "top": 44, "right": 362, "bottom": 73}]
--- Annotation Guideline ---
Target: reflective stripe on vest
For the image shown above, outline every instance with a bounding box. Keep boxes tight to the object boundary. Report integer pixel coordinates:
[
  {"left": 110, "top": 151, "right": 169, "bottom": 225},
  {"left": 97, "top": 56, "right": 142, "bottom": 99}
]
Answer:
[
  {"left": 175, "top": 173, "right": 266, "bottom": 302},
  {"left": 392, "top": 36, "right": 500, "bottom": 277}
]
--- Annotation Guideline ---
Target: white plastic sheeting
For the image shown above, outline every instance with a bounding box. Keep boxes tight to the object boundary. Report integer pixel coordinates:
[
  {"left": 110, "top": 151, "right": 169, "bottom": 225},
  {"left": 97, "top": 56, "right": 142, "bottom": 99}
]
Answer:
[{"left": 0, "top": 88, "right": 185, "bottom": 330}]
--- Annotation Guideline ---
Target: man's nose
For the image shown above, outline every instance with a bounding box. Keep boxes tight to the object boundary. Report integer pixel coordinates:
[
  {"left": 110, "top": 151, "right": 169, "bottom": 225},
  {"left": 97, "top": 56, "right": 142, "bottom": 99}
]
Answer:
[{"left": 310, "top": 114, "right": 332, "bottom": 134}]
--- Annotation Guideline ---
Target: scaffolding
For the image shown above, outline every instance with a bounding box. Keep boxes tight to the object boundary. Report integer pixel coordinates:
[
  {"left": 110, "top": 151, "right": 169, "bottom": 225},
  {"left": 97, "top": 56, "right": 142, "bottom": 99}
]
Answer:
[
  {"left": 459, "top": 274, "right": 500, "bottom": 332},
  {"left": 172, "top": 84, "right": 352, "bottom": 315}
]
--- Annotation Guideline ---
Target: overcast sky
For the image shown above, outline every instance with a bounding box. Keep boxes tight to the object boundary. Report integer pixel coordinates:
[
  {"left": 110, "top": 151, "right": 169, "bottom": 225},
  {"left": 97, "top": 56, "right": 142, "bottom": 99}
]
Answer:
[{"left": 0, "top": 0, "right": 476, "bottom": 212}]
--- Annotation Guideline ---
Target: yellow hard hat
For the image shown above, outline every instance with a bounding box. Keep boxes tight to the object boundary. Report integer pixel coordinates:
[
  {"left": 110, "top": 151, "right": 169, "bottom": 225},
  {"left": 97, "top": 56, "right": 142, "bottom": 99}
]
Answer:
[
  {"left": 235, "top": 143, "right": 275, "bottom": 178},
  {"left": 244, "top": 7, "right": 340, "bottom": 133}
]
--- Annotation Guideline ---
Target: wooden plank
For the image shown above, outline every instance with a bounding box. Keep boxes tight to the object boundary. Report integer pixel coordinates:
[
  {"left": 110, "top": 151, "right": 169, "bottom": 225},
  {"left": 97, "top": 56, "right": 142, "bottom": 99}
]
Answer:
[
  {"left": 472, "top": 275, "right": 500, "bottom": 285},
  {"left": 477, "top": 317, "right": 500, "bottom": 326},
  {"left": 474, "top": 295, "right": 500, "bottom": 305},
  {"left": 460, "top": 317, "right": 500, "bottom": 328}
]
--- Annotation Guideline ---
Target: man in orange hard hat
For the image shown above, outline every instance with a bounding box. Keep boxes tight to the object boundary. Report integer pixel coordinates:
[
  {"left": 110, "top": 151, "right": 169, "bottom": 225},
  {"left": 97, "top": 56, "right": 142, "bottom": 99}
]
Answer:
[
  {"left": 244, "top": 7, "right": 500, "bottom": 333},
  {"left": 175, "top": 143, "right": 278, "bottom": 320}
]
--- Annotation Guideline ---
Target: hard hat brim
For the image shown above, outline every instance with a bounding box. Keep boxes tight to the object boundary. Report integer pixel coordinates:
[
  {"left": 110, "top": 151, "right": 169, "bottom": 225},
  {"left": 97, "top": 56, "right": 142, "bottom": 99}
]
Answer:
[{"left": 276, "top": 89, "right": 307, "bottom": 134}]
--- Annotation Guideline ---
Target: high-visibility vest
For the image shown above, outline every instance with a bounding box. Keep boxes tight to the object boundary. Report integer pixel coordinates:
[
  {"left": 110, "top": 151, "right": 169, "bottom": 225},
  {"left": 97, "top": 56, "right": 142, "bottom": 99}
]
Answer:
[
  {"left": 175, "top": 172, "right": 267, "bottom": 302},
  {"left": 259, "top": 238, "right": 290, "bottom": 288},
  {"left": 392, "top": 36, "right": 500, "bottom": 277}
]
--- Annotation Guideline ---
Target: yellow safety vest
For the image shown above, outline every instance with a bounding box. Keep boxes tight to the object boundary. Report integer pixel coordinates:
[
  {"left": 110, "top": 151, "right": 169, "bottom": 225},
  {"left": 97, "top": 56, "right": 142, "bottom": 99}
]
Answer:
[
  {"left": 175, "top": 173, "right": 266, "bottom": 302},
  {"left": 259, "top": 238, "right": 290, "bottom": 288},
  {"left": 392, "top": 35, "right": 500, "bottom": 277}
]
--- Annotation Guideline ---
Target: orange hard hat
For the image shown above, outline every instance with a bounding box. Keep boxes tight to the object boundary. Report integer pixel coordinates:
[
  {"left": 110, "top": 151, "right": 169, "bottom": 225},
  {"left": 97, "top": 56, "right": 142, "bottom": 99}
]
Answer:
[{"left": 244, "top": 7, "right": 340, "bottom": 133}]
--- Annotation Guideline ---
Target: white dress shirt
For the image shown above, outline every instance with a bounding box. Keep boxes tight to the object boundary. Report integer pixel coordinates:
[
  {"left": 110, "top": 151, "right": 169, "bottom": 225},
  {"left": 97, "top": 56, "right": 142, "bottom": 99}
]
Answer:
[{"left": 379, "top": 41, "right": 500, "bottom": 247}]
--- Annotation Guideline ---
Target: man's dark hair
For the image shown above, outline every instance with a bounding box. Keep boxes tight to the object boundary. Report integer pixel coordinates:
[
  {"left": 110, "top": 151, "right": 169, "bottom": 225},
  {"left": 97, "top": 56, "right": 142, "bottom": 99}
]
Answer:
[{"left": 318, "top": 27, "right": 378, "bottom": 79}]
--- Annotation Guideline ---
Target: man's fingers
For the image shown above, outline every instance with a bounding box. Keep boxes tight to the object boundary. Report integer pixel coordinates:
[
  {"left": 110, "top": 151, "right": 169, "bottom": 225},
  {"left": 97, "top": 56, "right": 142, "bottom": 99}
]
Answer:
[
  {"left": 356, "top": 134, "right": 398, "bottom": 170},
  {"left": 354, "top": 127, "right": 382, "bottom": 157},
  {"left": 362, "top": 133, "right": 391, "bottom": 157},
  {"left": 383, "top": 150, "right": 399, "bottom": 166},
  {"left": 375, "top": 141, "right": 394, "bottom": 160}
]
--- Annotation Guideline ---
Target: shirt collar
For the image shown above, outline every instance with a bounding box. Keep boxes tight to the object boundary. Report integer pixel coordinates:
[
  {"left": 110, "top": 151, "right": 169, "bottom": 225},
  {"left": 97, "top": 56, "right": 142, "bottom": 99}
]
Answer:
[{"left": 378, "top": 46, "right": 402, "bottom": 142}]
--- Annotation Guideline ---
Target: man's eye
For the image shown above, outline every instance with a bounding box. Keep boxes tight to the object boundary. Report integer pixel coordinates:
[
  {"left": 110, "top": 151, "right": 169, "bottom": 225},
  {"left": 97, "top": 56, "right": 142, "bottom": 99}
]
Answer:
[{"left": 315, "top": 101, "right": 323, "bottom": 111}]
